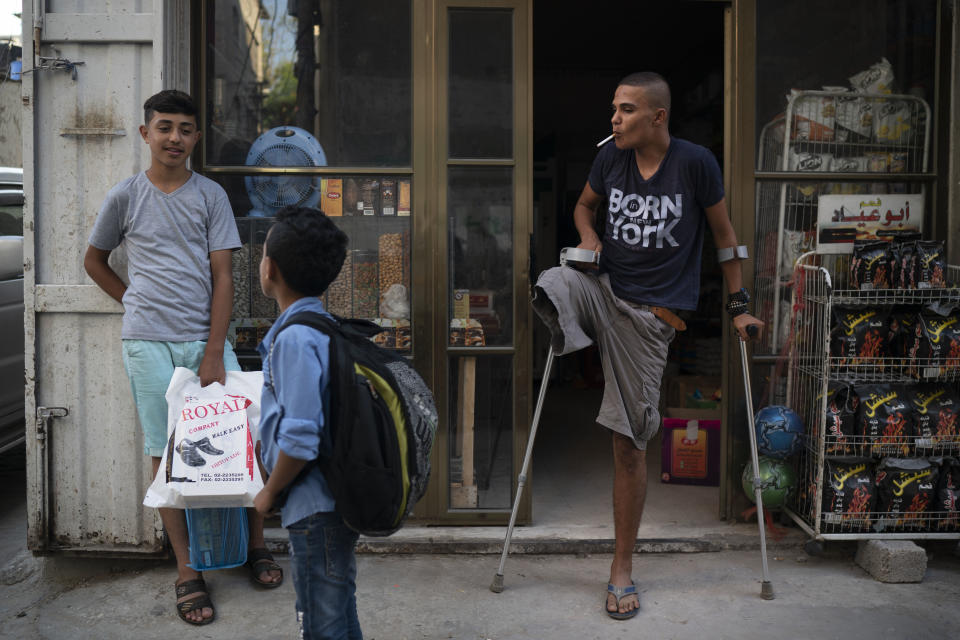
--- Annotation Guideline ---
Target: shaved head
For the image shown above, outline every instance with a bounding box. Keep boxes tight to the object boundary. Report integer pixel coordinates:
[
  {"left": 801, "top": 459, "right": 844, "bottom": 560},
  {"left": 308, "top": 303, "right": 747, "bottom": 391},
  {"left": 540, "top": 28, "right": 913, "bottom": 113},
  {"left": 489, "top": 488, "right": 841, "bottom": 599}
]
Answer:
[{"left": 618, "top": 72, "right": 671, "bottom": 118}]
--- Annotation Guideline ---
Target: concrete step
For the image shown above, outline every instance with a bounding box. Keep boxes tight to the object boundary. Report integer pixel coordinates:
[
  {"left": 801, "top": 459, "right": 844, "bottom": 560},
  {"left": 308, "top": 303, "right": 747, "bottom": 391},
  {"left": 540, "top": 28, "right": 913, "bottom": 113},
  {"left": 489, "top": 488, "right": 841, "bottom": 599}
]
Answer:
[{"left": 263, "top": 522, "right": 808, "bottom": 555}]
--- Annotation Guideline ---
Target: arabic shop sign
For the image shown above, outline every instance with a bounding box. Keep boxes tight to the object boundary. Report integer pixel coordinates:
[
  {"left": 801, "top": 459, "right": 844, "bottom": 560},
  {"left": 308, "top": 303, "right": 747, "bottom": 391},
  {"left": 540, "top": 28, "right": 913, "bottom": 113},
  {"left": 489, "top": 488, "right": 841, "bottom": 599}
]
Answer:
[{"left": 816, "top": 193, "right": 923, "bottom": 254}]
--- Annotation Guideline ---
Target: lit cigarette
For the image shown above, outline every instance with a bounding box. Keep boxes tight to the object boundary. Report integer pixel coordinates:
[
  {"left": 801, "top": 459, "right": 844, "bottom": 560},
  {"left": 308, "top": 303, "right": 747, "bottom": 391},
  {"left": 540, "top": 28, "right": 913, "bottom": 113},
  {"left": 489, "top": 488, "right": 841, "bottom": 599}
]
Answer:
[{"left": 596, "top": 134, "right": 614, "bottom": 147}]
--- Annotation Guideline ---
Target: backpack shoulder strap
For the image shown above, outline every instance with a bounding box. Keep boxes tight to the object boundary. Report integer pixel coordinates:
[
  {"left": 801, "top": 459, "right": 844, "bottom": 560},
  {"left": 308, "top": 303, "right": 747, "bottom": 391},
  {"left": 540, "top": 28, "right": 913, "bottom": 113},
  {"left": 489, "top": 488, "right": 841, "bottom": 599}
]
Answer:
[{"left": 265, "top": 311, "right": 339, "bottom": 389}]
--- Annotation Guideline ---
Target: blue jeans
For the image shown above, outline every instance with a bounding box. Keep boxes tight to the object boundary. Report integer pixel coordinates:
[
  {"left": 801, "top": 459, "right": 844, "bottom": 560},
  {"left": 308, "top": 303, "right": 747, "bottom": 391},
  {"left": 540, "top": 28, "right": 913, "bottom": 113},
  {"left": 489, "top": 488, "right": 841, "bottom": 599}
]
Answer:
[{"left": 289, "top": 512, "right": 362, "bottom": 640}]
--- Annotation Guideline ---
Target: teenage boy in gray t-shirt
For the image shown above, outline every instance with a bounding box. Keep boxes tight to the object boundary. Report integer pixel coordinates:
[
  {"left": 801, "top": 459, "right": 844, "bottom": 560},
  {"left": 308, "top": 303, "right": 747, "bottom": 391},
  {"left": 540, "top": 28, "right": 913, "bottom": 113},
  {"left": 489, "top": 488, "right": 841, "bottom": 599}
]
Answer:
[{"left": 84, "top": 90, "right": 282, "bottom": 626}]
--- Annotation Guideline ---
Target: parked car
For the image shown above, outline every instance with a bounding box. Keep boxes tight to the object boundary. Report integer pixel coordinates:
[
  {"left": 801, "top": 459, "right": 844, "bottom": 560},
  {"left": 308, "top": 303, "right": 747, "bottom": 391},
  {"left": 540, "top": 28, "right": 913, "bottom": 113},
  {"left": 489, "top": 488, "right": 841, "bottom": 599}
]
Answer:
[{"left": 0, "top": 167, "right": 24, "bottom": 453}]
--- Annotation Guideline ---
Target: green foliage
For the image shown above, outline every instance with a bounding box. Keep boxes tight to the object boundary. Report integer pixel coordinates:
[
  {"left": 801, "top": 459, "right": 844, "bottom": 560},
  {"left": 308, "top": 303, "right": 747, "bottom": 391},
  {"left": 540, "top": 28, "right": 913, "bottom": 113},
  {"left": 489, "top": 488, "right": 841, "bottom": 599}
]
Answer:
[{"left": 262, "top": 60, "right": 297, "bottom": 128}]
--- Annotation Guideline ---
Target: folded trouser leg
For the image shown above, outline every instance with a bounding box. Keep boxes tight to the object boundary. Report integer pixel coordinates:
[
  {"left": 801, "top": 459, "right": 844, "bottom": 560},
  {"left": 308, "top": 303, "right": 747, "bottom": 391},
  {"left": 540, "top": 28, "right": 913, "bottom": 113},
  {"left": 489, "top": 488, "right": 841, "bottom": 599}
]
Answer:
[{"left": 531, "top": 268, "right": 675, "bottom": 449}]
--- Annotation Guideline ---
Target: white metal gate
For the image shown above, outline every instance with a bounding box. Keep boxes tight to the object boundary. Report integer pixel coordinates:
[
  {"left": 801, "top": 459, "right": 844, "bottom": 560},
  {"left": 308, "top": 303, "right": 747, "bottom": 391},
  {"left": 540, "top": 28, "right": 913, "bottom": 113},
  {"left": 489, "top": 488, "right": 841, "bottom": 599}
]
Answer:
[{"left": 24, "top": 0, "right": 189, "bottom": 555}]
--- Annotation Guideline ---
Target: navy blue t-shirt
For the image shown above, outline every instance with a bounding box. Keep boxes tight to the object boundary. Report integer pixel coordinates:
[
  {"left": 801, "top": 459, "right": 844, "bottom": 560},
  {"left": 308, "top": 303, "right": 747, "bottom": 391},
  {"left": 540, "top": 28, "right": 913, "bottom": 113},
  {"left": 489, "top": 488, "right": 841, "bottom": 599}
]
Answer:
[{"left": 588, "top": 137, "right": 724, "bottom": 310}]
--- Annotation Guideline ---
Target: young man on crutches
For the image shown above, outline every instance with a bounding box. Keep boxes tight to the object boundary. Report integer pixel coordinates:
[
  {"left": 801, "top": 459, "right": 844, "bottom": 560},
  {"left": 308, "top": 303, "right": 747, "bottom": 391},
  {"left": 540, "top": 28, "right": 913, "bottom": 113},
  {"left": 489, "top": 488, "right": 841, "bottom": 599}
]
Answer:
[{"left": 531, "top": 72, "right": 763, "bottom": 620}]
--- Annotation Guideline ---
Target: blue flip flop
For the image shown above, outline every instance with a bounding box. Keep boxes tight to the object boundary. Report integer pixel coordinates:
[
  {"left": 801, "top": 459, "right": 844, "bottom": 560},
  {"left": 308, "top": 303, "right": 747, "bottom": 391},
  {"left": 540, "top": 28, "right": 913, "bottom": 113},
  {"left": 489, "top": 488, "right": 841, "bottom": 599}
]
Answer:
[{"left": 606, "top": 581, "right": 639, "bottom": 620}]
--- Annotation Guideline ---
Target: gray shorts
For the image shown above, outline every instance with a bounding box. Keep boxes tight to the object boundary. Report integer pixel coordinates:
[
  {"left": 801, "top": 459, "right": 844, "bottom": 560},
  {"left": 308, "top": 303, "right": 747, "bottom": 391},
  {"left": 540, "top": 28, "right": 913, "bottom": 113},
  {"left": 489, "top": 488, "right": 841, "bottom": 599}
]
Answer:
[{"left": 532, "top": 267, "right": 675, "bottom": 449}]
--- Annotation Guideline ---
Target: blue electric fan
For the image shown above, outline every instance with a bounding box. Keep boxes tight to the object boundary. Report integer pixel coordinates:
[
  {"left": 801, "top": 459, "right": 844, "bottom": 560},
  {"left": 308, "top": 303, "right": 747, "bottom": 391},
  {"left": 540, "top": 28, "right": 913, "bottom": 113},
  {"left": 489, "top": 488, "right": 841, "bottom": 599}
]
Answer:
[{"left": 244, "top": 126, "right": 327, "bottom": 217}]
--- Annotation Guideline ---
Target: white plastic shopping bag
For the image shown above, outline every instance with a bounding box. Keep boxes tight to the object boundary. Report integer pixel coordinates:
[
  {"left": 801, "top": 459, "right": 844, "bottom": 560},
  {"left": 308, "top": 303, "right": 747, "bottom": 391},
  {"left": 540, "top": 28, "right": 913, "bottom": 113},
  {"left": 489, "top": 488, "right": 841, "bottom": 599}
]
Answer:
[{"left": 144, "top": 367, "right": 265, "bottom": 509}]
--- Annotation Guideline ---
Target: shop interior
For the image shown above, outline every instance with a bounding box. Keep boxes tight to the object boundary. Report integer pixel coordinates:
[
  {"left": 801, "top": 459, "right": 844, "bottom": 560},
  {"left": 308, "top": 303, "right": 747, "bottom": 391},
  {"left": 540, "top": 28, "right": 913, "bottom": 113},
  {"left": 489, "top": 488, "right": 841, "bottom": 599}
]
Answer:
[{"left": 526, "top": 1, "right": 728, "bottom": 529}]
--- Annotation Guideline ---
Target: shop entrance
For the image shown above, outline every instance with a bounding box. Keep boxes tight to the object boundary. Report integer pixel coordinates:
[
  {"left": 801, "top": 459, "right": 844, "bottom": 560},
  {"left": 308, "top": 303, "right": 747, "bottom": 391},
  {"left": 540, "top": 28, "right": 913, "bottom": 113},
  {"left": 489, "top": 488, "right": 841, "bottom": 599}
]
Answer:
[{"left": 530, "top": 1, "right": 729, "bottom": 531}]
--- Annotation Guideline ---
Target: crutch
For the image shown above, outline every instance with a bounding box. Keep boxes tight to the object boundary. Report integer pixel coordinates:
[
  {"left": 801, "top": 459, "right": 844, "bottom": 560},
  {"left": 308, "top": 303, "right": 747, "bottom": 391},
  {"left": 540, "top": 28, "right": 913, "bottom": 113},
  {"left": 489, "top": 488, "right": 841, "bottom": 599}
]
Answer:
[
  {"left": 490, "top": 345, "right": 555, "bottom": 593},
  {"left": 738, "top": 324, "right": 775, "bottom": 600},
  {"left": 490, "top": 247, "right": 597, "bottom": 594}
]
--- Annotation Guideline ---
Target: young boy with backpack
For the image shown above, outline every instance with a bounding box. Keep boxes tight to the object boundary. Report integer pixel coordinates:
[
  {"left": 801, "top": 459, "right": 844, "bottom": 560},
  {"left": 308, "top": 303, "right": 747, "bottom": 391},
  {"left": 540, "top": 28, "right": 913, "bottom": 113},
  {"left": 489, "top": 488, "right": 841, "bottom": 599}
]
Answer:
[
  {"left": 251, "top": 205, "right": 361, "bottom": 639},
  {"left": 83, "top": 89, "right": 282, "bottom": 626}
]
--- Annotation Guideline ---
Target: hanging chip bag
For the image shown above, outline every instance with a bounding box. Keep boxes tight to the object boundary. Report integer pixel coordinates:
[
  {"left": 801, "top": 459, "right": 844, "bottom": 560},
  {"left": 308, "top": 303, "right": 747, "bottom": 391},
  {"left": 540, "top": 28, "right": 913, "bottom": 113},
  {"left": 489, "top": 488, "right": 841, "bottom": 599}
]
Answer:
[
  {"left": 144, "top": 367, "right": 265, "bottom": 509},
  {"left": 874, "top": 457, "right": 938, "bottom": 530},
  {"left": 822, "top": 457, "right": 876, "bottom": 531}
]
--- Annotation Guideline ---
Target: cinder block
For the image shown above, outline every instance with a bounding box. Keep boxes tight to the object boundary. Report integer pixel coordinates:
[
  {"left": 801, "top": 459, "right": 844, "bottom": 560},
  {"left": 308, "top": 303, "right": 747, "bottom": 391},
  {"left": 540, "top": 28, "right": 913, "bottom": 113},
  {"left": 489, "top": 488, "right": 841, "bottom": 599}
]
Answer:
[{"left": 854, "top": 539, "right": 927, "bottom": 583}]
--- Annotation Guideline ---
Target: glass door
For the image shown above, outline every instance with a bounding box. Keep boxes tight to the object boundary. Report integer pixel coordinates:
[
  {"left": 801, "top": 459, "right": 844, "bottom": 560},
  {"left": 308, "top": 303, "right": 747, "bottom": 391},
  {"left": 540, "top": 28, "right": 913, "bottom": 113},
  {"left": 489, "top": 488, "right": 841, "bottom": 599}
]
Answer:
[{"left": 436, "top": 1, "right": 532, "bottom": 521}]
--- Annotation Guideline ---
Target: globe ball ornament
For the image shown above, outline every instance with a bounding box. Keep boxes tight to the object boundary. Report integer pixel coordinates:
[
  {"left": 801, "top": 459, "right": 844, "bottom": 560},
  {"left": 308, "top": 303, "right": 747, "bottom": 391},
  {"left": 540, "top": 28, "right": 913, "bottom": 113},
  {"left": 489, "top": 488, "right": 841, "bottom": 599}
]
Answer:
[
  {"left": 741, "top": 456, "right": 798, "bottom": 509},
  {"left": 754, "top": 405, "right": 805, "bottom": 459}
]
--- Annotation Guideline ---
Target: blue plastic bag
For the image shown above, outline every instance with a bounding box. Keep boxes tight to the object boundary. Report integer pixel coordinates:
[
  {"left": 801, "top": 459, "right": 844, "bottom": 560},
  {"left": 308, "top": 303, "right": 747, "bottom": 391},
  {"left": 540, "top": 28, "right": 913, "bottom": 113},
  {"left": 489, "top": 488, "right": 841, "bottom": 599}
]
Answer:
[{"left": 185, "top": 507, "right": 249, "bottom": 571}]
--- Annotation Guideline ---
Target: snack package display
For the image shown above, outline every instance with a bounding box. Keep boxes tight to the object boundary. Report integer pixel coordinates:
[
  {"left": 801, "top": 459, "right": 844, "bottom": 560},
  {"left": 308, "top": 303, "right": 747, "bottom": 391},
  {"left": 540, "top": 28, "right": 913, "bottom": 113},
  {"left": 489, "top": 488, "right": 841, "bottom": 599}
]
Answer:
[
  {"left": 886, "top": 311, "right": 918, "bottom": 358},
  {"left": 144, "top": 368, "right": 265, "bottom": 509},
  {"left": 855, "top": 384, "right": 915, "bottom": 456},
  {"left": 874, "top": 99, "right": 915, "bottom": 144},
  {"left": 931, "top": 457, "right": 960, "bottom": 531},
  {"left": 874, "top": 457, "right": 938, "bottom": 530},
  {"left": 849, "top": 57, "right": 896, "bottom": 95},
  {"left": 830, "top": 308, "right": 889, "bottom": 365},
  {"left": 913, "top": 240, "right": 946, "bottom": 289},
  {"left": 822, "top": 457, "right": 876, "bottom": 530},
  {"left": 909, "top": 384, "right": 960, "bottom": 451},
  {"left": 850, "top": 240, "right": 891, "bottom": 290},
  {"left": 789, "top": 90, "right": 835, "bottom": 142},
  {"left": 884, "top": 232, "right": 922, "bottom": 288},
  {"left": 834, "top": 95, "right": 873, "bottom": 143},
  {"left": 908, "top": 315, "right": 960, "bottom": 377},
  {"left": 788, "top": 149, "right": 833, "bottom": 172},
  {"left": 829, "top": 156, "right": 868, "bottom": 173},
  {"left": 822, "top": 381, "right": 858, "bottom": 455},
  {"left": 895, "top": 240, "right": 918, "bottom": 289}
]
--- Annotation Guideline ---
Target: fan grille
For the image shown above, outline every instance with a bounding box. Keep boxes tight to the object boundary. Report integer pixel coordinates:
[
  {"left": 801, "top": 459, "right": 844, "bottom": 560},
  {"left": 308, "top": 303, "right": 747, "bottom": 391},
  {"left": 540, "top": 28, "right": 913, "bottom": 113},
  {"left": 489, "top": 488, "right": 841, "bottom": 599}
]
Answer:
[{"left": 248, "top": 143, "right": 315, "bottom": 207}]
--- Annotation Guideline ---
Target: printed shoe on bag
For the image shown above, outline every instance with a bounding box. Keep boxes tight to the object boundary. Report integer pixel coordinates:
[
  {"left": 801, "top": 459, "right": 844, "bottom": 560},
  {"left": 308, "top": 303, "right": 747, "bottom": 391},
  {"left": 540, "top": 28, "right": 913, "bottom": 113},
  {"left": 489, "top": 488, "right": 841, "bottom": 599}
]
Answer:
[
  {"left": 191, "top": 437, "right": 224, "bottom": 456},
  {"left": 175, "top": 441, "right": 207, "bottom": 467}
]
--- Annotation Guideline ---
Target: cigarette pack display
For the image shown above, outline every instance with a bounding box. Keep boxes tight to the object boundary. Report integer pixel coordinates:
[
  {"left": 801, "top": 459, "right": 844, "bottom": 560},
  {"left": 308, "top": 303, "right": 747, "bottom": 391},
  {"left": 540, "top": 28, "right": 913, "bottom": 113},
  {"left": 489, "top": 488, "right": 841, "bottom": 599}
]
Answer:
[
  {"left": 321, "top": 178, "right": 343, "bottom": 216},
  {"left": 358, "top": 178, "right": 380, "bottom": 216},
  {"left": 380, "top": 178, "right": 397, "bottom": 216},
  {"left": 398, "top": 179, "right": 411, "bottom": 216},
  {"left": 342, "top": 177, "right": 360, "bottom": 216}
]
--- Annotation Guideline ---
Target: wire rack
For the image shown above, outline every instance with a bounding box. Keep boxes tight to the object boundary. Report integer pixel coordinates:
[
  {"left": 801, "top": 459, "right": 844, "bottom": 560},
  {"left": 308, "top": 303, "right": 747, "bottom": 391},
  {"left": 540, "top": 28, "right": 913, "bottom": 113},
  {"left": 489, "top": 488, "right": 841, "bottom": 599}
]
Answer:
[
  {"left": 783, "top": 259, "right": 960, "bottom": 541},
  {"left": 753, "top": 91, "right": 932, "bottom": 359}
]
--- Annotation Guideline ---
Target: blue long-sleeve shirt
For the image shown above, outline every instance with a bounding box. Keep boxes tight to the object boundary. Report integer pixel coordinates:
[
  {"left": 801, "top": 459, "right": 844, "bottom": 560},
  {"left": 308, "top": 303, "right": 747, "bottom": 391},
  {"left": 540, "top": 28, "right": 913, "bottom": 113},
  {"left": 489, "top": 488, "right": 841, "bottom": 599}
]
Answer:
[{"left": 257, "top": 297, "right": 336, "bottom": 527}]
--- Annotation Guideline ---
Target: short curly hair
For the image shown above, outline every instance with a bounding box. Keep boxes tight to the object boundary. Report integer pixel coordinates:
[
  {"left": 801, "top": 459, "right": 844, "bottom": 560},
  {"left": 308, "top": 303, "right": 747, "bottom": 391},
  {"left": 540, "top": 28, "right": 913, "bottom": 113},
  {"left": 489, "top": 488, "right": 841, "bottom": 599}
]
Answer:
[{"left": 265, "top": 206, "right": 348, "bottom": 296}]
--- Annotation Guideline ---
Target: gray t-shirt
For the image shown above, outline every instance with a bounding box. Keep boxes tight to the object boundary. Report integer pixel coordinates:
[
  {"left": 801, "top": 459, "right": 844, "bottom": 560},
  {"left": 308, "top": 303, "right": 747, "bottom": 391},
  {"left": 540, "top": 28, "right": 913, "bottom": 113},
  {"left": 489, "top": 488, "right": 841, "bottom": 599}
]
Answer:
[{"left": 88, "top": 171, "right": 240, "bottom": 341}]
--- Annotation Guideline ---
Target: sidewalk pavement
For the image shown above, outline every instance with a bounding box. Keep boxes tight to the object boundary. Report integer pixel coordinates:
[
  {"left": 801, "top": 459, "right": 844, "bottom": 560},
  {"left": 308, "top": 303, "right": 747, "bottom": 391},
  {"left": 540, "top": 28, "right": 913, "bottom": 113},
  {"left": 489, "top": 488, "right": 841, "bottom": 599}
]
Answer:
[{"left": 2, "top": 536, "right": 959, "bottom": 640}]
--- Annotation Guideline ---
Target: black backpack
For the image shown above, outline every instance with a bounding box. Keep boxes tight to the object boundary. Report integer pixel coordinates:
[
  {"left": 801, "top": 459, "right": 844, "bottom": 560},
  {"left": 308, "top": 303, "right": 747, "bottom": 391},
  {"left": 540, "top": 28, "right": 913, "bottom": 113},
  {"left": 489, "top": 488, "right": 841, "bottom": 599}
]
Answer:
[{"left": 268, "top": 311, "right": 438, "bottom": 536}]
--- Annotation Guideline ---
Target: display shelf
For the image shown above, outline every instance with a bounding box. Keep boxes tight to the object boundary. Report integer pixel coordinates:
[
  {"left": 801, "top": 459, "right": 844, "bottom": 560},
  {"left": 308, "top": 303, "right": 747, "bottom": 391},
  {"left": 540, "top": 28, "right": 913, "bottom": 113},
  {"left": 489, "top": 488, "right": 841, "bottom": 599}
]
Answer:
[
  {"left": 752, "top": 90, "right": 933, "bottom": 359},
  {"left": 783, "top": 258, "right": 960, "bottom": 542}
]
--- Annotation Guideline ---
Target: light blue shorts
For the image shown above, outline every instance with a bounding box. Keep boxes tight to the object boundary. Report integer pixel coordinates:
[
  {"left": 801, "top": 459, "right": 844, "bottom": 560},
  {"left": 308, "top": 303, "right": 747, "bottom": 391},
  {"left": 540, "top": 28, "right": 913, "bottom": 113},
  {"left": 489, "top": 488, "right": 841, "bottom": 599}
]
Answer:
[{"left": 121, "top": 340, "right": 241, "bottom": 457}]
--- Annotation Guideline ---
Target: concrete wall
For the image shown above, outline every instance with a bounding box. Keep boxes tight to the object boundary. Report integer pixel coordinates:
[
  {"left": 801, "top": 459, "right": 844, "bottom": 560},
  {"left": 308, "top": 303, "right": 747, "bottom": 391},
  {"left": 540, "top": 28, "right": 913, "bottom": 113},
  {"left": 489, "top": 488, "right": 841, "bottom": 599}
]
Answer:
[{"left": 0, "top": 79, "right": 21, "bottom": 167}]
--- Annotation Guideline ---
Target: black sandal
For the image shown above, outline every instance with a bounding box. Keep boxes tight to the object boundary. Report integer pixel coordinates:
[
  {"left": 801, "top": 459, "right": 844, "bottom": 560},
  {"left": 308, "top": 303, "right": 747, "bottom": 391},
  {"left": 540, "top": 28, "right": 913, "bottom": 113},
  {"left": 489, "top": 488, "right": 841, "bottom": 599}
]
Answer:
[
  {"left": 247, "top": 548, "right": 284, "bottom": 588},
  {"left": 175, "top": 577, "right": 215, "bottom": 626}
]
